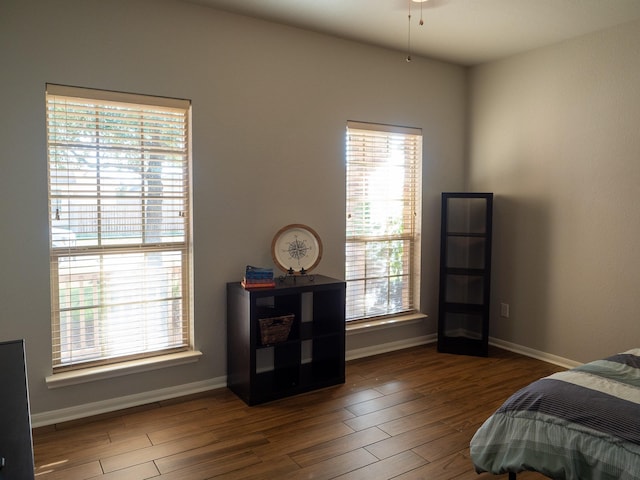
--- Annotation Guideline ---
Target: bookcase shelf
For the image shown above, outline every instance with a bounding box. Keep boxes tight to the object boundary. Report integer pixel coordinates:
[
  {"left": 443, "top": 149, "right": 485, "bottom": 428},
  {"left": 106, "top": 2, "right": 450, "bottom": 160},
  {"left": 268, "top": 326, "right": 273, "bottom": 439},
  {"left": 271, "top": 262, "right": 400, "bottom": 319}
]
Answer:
[
  {"left": 438, "top": 193, "right": 493, "bottom": 357},
  {"left": 227, "top": 275, "right": 345, "bottom": 405}
]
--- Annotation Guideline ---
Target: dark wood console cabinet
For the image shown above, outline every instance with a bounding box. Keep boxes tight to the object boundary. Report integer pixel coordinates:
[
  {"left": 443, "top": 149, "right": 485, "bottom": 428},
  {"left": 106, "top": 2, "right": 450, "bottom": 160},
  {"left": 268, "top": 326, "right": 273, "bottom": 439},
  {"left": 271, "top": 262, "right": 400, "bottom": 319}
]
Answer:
[
  {"left": 0, "top": 339, "right": 35, "bottom": 480},
  {"left": 227, "top": 275, "right": 346, "bottom": 405}
]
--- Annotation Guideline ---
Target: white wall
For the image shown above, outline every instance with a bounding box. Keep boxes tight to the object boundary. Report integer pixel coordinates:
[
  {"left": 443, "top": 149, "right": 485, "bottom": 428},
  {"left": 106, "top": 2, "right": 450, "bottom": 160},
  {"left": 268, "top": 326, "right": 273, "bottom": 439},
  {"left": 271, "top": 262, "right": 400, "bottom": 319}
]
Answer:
[
  {"left": 468, "top": 19, "right": 640, "bottom": 363},
  {"left": 0, "top": 0, "right": 466, "bottom": 417}
]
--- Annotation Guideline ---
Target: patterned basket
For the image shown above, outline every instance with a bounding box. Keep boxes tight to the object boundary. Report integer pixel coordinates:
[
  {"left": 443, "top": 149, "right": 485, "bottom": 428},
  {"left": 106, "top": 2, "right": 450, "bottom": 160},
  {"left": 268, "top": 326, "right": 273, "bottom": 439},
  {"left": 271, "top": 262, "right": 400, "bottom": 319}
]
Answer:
[{"left": 258, "top": 314, "right": 294, "bottom": 346}]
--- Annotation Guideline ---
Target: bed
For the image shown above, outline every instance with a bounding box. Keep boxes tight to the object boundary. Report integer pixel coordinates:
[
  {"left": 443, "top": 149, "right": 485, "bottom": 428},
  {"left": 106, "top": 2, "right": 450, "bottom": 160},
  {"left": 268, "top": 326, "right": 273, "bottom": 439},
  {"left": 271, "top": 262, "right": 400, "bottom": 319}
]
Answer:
[{"left": 470, "top": 349, "right": 640, "bottom": 480}]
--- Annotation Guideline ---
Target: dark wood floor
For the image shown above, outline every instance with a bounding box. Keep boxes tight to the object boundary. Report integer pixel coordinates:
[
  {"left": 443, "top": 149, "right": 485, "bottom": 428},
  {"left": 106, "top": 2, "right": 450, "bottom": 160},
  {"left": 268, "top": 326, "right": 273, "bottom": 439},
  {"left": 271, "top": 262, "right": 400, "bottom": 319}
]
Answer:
[{"left": 32, "top": 344, "right": 564, "bottom": 479}]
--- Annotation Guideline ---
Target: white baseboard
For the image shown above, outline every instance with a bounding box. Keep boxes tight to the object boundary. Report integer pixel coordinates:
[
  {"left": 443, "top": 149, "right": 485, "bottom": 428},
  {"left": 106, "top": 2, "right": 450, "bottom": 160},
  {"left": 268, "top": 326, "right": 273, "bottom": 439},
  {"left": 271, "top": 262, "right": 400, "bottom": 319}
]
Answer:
[
  {"left": 346, "top": 334, "right": 436, "bottom": 361},
  {"left": 31, "top": 337, "right": 439, "bottom": 427},
  {"left": 31, "top": 376, "right": 226, "bottom": 428},
  {"left": 32, "top": 337, "right": 578, "bottom": 428},
  {"left": 344, "top": 332, "right": 580, "bottom": 369},
  {"left": 344, "top": 333, "right": 580, "bottom": 368},
  {"left": 489, "top": 337, "right": 581, "bottom": 369}
]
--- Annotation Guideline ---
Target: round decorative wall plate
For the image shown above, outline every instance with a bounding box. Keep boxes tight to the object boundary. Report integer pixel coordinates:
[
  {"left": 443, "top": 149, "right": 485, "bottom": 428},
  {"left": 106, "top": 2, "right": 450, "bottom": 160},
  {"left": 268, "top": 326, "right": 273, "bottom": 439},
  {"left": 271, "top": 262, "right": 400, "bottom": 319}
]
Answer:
[{"left": 271, "top": 224, "right": 323, "bottom": 273}]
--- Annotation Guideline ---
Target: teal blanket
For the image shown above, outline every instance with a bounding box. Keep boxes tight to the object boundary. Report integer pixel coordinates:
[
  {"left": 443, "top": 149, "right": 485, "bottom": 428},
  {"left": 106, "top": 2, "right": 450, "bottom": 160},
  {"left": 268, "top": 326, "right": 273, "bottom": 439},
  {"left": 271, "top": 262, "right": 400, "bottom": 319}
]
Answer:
[{"left": 470, "top": 349, "right": 640, "bottom": 480}]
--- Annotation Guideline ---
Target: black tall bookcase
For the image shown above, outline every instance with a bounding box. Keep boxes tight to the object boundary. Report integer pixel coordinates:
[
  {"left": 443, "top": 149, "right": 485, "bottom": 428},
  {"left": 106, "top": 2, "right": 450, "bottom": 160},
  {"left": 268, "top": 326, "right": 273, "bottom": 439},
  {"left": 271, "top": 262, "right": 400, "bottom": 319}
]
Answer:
[
  {"left": 437, "top": 193, "right": 493, "bottom": 357},
  {"left": 227, "top": 275, "right": 345, "bottom": 405}
]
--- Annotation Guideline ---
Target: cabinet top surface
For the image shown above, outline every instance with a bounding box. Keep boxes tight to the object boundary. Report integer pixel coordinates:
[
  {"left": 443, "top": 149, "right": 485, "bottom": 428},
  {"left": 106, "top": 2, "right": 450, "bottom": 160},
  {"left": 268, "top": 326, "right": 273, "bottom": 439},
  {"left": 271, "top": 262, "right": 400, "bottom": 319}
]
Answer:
[
  {"left": 228, "top": 274, "right": 345, "bottom": 294},
  {"left": 442, "top": 192, "right": 493, "bottom": 198}
]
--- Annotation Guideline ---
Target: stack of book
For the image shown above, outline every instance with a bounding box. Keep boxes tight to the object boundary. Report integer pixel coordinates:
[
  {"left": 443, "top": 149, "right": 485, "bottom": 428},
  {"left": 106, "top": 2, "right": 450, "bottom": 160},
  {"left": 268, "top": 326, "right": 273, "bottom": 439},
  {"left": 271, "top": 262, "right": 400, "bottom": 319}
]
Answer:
[{"left": 242, "top": 265, "right": 275, "bottom": 289}]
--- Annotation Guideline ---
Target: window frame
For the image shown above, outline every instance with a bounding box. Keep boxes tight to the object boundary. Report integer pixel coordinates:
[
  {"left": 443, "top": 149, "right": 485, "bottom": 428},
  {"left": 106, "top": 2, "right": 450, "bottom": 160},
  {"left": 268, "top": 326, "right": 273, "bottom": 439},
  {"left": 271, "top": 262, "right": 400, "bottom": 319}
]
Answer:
[
  {"left": 46, "top": 84, "right": 193, "bottom": 372},
  {"left": 345, "top": 121, "right": 422, "bottom": 323}
]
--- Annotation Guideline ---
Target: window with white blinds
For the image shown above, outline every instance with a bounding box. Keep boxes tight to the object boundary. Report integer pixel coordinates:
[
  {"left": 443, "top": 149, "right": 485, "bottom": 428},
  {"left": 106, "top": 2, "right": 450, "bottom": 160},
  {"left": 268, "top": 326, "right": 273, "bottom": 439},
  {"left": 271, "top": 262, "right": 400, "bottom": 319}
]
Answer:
[
  {"left": 46, "top": 84, "right": 192, "bottom": 371},
  {"left": 345, "top": 121, "right": 422, "bottom": 322}
]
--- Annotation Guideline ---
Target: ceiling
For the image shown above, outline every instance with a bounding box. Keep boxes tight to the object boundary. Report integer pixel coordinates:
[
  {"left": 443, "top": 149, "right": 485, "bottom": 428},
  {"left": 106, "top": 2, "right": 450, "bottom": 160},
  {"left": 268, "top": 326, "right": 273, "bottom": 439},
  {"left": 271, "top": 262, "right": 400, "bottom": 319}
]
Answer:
[{"left": 185, "top": 0, "right": 640, "bottom": 65}]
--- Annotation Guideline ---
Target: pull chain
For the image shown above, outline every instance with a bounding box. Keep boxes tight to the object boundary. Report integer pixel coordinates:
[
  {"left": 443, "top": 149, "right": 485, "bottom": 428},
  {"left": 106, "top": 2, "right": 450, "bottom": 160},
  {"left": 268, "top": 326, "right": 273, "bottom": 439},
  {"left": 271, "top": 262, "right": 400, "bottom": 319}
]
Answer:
[
  {"left": 406, "top": 0, "right": 412, "bottom": 62},
  {"left": 407, "top": 0, "right": 427, "bottom": 62}
]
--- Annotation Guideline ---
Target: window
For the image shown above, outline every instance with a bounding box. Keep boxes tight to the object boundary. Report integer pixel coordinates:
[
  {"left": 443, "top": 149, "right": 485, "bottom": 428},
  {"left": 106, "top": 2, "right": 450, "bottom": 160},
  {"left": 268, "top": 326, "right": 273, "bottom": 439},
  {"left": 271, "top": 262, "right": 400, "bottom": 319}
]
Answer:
[
  {"left": 46, "top": 84, "right": 192, "bottom": 371},
  {"left": 345, "top": 121, "right": 422, "bottom": 322}
]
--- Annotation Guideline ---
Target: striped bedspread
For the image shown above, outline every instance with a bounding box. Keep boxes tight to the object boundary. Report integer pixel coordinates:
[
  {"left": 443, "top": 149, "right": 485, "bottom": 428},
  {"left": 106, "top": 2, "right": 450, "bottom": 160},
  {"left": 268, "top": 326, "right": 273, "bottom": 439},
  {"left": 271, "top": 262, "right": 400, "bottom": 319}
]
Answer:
[{"left": 470, "top": 349, "right": 640, "bottom": 480}]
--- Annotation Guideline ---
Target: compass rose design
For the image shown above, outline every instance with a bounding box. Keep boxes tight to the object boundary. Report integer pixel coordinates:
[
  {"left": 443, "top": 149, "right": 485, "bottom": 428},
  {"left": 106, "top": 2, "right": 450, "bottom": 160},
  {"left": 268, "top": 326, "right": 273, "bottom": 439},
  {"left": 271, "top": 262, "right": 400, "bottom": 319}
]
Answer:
[
  {"left": 285, "top": 235, "right": 312, "bottom": 266},
  {"left": 271, "top": 224, "right": 323, "bottom": 273}
]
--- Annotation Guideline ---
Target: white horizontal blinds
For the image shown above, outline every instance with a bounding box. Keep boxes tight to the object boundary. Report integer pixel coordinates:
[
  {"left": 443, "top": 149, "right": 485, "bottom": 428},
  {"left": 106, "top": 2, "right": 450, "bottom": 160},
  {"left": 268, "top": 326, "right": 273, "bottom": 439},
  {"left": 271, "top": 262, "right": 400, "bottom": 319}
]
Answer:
[
  {"left": 345, "top": 121, "right": 422, "bottom": 321},
  {"left": 46, "top": 84, "right": 192, "bottom": 370}
]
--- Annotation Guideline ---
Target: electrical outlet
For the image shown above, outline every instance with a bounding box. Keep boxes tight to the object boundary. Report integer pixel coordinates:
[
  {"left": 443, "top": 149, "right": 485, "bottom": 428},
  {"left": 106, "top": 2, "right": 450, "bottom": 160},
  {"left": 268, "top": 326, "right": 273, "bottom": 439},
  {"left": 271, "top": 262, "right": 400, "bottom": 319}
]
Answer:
[{"left": 500, "top": 303, "right": 510, "bottom": 318}]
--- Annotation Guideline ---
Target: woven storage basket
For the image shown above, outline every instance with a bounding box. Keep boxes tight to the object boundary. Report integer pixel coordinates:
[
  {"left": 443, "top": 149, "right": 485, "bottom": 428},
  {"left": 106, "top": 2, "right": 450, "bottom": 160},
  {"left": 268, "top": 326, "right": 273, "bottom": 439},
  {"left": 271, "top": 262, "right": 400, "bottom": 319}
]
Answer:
[{"left": 258, "top": 314, "right": 294, "bottom": 345}]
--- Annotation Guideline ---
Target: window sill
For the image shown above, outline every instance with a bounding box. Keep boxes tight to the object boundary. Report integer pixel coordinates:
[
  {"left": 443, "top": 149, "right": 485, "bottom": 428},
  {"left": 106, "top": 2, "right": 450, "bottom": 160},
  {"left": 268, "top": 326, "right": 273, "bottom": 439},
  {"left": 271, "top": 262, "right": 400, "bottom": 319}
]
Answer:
[
  {"left": 45, "top": 350, "right": 203, "bottom": 389},
  {"left": 346, "top": 312, "right": 428, "bottom": 334}
]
